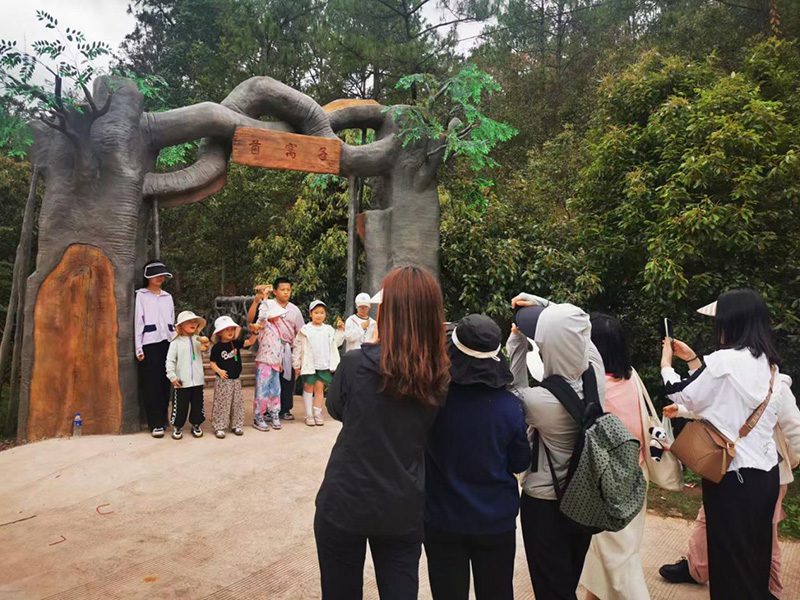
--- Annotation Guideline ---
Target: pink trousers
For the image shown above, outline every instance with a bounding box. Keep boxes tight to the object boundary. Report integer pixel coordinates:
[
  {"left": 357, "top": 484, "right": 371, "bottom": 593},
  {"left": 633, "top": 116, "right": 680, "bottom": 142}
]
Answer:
[{"left": 687, "top": 484, "right": 787, "bottom": 598}]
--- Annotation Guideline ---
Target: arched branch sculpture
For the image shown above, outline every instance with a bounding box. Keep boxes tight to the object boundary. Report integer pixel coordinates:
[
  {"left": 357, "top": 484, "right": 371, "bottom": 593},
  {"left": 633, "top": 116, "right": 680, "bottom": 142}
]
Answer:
[{"left": 18, "top": 74, "right": 449, "bottom": 442}]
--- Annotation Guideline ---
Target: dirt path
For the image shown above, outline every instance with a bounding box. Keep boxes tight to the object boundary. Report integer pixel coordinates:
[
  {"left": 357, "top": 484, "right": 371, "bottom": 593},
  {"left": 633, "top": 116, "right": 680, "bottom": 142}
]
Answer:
[{"left": 2, "top": 388, "right": 798, "bottom": 599}]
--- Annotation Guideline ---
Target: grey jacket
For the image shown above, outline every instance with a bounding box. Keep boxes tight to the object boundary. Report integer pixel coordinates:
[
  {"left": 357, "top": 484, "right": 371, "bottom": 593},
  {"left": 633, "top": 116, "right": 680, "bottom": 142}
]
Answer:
[{"left": 507, "top": 303, "right": 606, "bottom": 501}]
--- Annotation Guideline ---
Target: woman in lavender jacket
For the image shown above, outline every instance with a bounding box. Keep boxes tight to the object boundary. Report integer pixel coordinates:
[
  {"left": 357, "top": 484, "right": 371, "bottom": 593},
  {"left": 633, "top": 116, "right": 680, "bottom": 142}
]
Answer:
[{"left": 134, "top": 261, "right": 175, "bottom": 437}]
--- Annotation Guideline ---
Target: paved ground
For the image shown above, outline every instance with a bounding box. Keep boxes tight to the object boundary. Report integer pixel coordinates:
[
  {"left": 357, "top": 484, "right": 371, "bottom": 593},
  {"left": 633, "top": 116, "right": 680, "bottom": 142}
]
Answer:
[{"left": 2, "top": 388, "right": 799, "bottom": 599}]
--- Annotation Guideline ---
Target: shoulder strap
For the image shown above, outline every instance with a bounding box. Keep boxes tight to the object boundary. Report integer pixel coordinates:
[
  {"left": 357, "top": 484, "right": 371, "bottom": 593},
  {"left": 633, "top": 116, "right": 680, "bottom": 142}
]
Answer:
[
  {"left": 738, "top": 365, "right": 777, "bottom": 440},
  {"left": 539, "top": 376, "right": 585, "bottom": 425}
]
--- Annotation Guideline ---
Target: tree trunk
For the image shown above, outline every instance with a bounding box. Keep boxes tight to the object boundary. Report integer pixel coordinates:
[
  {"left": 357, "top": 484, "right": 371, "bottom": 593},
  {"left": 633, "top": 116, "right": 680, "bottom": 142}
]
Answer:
[
  {"left": 17, "top": 78, "right": 150, "bottom": 441},
  {"left": 1, "top": 167, "right": 39, "bottom": 432}
]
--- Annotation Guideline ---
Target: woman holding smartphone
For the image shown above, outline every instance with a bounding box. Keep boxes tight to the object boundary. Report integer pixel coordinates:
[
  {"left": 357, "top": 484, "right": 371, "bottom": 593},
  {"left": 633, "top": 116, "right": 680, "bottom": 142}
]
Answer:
[{"left": 660, "top": 288, "right": 800, "bottom": 600}]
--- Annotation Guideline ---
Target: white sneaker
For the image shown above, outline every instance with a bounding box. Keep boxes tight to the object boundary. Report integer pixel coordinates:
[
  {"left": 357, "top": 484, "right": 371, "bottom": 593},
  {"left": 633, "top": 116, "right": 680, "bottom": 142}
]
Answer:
[
  {"left": 305, "top": 415, "right": 316, "bottom": 427},
  {"left": 232, "top": 427, "right": 244, "bottom": 436},
  {"left": 253, "top": 418, "right": 269, "bottom": 432},
  {"left": 313, "top": 407, "right": 324, "bottom": 426},
  {"left": 215, "top": 430, "right": 226, "bottom": 439},
  {"left": 270, "top": 413, "right": 282, "bottom": 430},
  {"left": 151, "top": 427, "right": 165, "bottom": 438},
  {"left": 172, "top": 427, "right": 183, "bottom": 440}
]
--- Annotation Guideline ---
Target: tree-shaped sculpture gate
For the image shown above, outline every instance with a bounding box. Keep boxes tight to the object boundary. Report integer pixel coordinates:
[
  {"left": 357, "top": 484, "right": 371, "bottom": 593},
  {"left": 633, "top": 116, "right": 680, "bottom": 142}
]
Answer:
[{"left": 18, "top": 76, "right": 448, "bottom": 441}]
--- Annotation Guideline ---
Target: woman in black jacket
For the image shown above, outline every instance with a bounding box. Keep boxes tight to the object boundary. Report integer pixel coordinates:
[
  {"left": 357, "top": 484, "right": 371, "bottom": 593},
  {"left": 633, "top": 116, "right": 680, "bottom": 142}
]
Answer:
[{"left": 315, "top": 266, "right": 451, "bottom": 600}]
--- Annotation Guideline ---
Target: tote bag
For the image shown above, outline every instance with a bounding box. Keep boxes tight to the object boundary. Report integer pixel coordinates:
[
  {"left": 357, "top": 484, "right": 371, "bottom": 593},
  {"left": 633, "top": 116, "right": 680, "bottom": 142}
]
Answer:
[{"left": 632, "top": 368, "right": 683, "bottom": 491}]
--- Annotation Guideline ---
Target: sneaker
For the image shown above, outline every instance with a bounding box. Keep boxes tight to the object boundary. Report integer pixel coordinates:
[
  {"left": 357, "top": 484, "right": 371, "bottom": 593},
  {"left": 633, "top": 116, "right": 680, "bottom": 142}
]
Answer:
[
  {"left": 151, "top": 427, "right": 165, "bottom": 438},
  {"left": 232, "top": 427, "right": 244, "bottom": 436},
  {"left": 191, "top": 425, "right": 203, "bottom": 438},
  {"left": 305, "top": 415, "right": 316, "bottom": 427},
  {"left": 313, "top": 407, "right": 324, "bottom": 426},
  {"left": 215, "top": 430, "right": 226, "bottom": 439},
  {"left": 253, "top": 418, "right": 269, "bottom": 432},
  {"left": 659, "top": 558, "right": 700, "bottom": 585},
  {"left": 270, "top": 414, "right": 282, "bottom": 430},
  {"left": 281, "top": 412, "right": 295, "bottom": 421},
  {"left": 172, "top": 427, "right": 183, "bottom": 440}
]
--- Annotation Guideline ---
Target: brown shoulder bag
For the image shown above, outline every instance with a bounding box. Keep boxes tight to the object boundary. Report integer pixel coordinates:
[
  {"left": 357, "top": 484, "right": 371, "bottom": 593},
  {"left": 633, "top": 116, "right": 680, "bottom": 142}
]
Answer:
[{"left": 670, "top": 365, "right": 776, "bottom": 483}]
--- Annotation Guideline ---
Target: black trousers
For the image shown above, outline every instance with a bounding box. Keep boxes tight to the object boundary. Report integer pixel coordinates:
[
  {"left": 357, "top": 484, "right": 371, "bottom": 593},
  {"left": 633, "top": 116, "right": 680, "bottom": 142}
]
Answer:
[
  {"left": 280, "top": 367, "right": 295, "bottom": 414},
  {"left": 139, "top": 340, "right": 171, "bottom": 430},
  {"left": 314, "top": 512, "right": 422, "bottom": 600},
  {"left": 520, "top": 493, "right": 592, "bottom": 600},
  {"left": 424, "top": 524, "right": 516, "bottom": 600},
  {"left": 703, "top": 466, "right": 779, "bottom": 600},
  {"left": 171, "top": 385, "right": 205, "bottom": 429}
]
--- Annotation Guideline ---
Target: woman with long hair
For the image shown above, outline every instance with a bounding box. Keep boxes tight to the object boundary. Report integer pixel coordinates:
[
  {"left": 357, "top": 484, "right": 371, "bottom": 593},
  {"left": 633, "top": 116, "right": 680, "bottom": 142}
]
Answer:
[
  {"left": 314, "top": 266, "right": 451, "bottom": 600},
  {"left": 661, "top": 288, "right": 800, "bottom": 599},
  {"left": 581, "top": 313, "right": 650, "bottom": 600}
]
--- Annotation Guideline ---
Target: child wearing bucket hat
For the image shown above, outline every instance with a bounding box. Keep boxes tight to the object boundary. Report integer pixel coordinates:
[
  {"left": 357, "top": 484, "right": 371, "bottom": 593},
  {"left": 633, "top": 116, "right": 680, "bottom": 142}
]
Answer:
[
  {"left": 209, "top": 316, "right": 257, "bottom": 439},
  {"left": 165, "top": 311, "right": 210, "bottom": 440},
  {"left": 344, "top": 292, "right": 377, "bottom": 352},
  {"left": 292, "top": 300, "right": 345, "bottom": 426},
  {"left": 251, "top": 301, "right": 289, "bottom": 431},
  {"left": 134, "top": 260, "right": 175, "bottom": 438}
]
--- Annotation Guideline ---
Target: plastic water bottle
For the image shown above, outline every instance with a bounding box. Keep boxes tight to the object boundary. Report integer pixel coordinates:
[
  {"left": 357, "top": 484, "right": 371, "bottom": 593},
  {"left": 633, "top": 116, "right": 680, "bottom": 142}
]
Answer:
[{"left": 72, "top": 413, "right": 82, "bottom": 438}]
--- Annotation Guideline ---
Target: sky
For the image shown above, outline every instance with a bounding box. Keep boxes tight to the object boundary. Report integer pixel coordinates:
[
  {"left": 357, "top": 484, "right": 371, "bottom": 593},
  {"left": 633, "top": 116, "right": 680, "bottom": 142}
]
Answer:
[{"left": 1, "top": 0, "right": 485, "bottom": 87}]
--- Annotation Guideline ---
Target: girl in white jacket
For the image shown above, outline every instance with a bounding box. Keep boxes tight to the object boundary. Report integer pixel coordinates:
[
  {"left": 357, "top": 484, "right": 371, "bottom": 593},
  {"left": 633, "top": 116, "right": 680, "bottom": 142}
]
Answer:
[
  {"left": 293, "top": 300, "right": 344, "bottom": 426},
  {"left": 165, "top": 311, "right": 210, "bottom": 439}
]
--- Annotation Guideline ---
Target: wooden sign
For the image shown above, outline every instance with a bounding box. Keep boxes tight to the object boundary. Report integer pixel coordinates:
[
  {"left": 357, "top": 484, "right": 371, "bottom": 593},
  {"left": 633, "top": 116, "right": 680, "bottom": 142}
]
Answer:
[{"left": 231, "top": 128, "right": 341, "bottom": 175}]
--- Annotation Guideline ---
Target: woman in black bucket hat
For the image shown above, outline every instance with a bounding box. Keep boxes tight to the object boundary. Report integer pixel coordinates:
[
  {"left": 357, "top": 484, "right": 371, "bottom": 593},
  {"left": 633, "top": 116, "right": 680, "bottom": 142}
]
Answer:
[{"left": 424, "top": 314, "right": 530, "bottom": 600}]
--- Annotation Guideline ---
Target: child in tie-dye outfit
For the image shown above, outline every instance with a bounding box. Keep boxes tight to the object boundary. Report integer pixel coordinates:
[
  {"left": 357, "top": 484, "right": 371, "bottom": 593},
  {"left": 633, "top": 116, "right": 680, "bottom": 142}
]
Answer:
[{"left": 252, "top": 301, "right": 286, "bottom": 431}]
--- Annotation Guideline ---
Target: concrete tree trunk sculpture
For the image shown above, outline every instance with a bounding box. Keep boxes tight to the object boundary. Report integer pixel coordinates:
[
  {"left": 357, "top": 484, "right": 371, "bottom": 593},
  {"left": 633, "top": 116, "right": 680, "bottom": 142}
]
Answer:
[{"left": 18, "top": 75, "right": 445, "bottom": 441}]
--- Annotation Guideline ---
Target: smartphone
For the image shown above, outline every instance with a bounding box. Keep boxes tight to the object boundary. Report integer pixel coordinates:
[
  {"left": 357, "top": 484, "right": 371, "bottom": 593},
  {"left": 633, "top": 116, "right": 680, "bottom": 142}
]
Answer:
[{"left": 659, "top": 317, "right": 673, "bottom": 340}]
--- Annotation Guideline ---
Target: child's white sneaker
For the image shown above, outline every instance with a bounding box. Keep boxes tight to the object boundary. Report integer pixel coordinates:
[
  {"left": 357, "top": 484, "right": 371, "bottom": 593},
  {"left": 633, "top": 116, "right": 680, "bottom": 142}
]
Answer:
[
  {"left": 215, "top": 430, "right": 226, "bottom": 439},
  {"left": 313, "top": 407, "right": 324, "bottom": 426},
  {"left": 269, "top": 410, "right": 282, "bottom": 430},
  {"left": 305, "top": 415, "right": 316, "bottom": 427},
  {"left": 172, "top": 427, "right": 183, "bottom": 440},
  {"left": 253, "top": 417, "right": 269, "bottom": 431},
  {"left": 191, "top": 425, "right": 203, "bottom": 438}
]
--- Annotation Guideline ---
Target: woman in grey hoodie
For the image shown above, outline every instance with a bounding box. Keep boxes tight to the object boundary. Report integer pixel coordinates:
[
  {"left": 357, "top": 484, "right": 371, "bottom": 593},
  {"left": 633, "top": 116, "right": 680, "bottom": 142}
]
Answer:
[{"left": 506, "top": 295, "right": 605, "bottom": 600}]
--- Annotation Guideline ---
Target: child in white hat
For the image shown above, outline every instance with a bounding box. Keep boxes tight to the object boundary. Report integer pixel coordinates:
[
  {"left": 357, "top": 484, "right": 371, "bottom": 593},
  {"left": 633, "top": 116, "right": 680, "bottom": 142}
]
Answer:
[
  {"left": 344, "top": 292, "right": 377, "bottom": 352},
  {"left": 165, "top": 311, "right": 210, "bottom": 440},
  {"left": 251, "top": 301, "right": 289, "bottom": 431},
  {"left": 292, "top": 300, "right": 345, "bottom": 426},
  {"left": 209, "top": 316, "right": 257, "bottom": 438}
]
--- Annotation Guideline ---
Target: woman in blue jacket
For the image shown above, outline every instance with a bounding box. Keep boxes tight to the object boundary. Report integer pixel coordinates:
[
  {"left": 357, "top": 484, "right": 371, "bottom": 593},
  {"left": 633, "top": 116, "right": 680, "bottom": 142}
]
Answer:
[{"left": 425, "top": 314, "right": 530, "bottom": 600}]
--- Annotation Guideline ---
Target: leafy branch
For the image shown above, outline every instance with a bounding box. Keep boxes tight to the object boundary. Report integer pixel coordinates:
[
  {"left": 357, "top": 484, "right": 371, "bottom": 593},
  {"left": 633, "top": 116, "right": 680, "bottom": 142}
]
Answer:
[
  {"left": 0, "top": 10, "right": 113, "bottom": 148},
  {"left": 390, "top": 64, "right": 518, "bottom": 171}
]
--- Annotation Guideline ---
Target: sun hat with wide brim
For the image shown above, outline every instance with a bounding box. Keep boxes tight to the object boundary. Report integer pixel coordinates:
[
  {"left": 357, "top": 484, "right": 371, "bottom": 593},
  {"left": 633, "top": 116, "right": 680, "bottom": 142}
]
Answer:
[
  {"left": 211, "top": 315, "right": 241, "bottom": 343},
  {"left": 144, "top": 261, "right": 173, "bottom": 279},
  {"left": 448, "top": 314, "right": 513, "bottom": 389},
  {"left": 263, "top": 301, "right": 288, "bottom": 320},
  {"left": 514, "top": 305, "right": 547, "bottom": 340},
  {"left": 697, "top": 301, "right": 717, "bottom": 317},
  {"left": 175, "top": 310, "right": 207, "bottom": 333}
]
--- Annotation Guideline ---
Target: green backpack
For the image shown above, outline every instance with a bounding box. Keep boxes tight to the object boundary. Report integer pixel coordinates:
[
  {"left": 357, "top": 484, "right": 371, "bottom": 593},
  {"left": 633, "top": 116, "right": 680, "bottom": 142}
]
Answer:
[{"left": 535, "top": 369, "right": 646, "bottom": 533}]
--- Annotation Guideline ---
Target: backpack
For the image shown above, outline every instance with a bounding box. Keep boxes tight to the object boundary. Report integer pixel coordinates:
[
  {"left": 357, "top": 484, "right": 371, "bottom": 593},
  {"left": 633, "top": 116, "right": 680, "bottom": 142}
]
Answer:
[{"left": 532, "top": 369, "right": 646, "bottom": 533}]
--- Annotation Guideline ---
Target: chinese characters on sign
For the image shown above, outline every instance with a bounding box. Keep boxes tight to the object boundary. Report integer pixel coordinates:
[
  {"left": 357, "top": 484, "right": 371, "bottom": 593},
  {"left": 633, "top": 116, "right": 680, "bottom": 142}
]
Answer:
[{"left": 232, "top": 128, "right": 342, "bottom": 175}]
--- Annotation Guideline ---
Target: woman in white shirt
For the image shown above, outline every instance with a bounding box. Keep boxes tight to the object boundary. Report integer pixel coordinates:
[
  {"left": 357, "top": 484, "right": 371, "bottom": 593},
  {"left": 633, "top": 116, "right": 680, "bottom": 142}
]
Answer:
[{"left": 661, "top": 288, "right": 800, "bottom": 600}]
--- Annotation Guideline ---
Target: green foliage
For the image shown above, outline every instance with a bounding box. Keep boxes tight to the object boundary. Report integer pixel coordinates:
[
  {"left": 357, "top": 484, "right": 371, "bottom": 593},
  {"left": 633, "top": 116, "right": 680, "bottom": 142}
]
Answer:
[
  {"left": 249, "top": 175, "right": 354, "bottom": 318},
  {"left": 0, "top": 11, "right": 111, "bottom": 112},
  {"left": 392, "top": 64, "right": 518, "bottom": 170}
]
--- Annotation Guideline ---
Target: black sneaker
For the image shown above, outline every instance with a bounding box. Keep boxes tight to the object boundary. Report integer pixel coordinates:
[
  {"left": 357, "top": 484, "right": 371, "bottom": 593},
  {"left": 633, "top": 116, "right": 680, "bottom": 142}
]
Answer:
[
  {"left": 191, "top": 425, "right": 203, "bottom": 438},
  {"left": 172, "top": 427, "right": 183, "bottom": 440},
  {"left": 659, "top": 558, "right": 701, "bottom": 585},
  {"left": 281, "top": 412, "right": 295, "bottom": 421}
]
